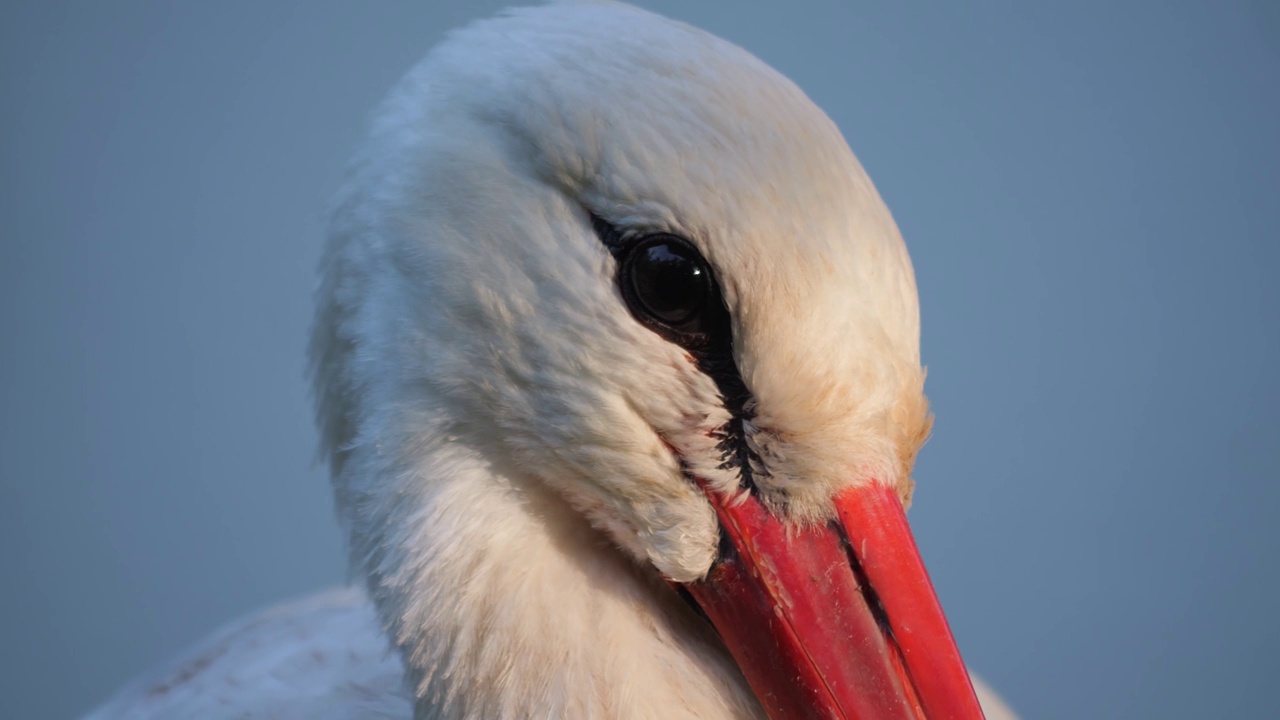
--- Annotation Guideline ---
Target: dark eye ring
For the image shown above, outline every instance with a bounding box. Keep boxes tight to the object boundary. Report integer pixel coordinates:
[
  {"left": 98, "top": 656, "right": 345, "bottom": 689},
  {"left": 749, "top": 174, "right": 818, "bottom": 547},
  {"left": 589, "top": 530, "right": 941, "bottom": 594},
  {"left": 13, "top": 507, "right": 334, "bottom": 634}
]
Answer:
[{"left": 621, "top": 235, "right": 714, "bottom": 335}]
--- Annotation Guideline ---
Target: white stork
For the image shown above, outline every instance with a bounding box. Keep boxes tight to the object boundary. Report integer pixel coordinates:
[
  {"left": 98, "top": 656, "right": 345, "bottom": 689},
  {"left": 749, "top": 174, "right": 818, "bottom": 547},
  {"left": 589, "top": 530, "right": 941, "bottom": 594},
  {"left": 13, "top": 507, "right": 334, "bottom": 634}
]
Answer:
[{"left": 85, "top": 3, "right": 1017, "bottom": 719}]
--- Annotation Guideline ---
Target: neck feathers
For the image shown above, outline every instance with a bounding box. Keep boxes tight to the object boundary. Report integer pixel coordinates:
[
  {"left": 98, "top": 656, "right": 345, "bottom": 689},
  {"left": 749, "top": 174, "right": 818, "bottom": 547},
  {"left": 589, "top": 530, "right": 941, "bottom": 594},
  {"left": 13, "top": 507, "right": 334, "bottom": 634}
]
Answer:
[{"left": 349, "top": 438, "right": 762, "bottom": 720}]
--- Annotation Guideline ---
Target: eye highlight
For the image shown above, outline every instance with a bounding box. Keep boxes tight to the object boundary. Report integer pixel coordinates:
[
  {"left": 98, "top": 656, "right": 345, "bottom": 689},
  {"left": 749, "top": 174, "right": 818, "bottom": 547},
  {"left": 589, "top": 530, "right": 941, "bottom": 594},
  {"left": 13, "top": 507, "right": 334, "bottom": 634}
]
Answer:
[
  {"left": 587, "top": 213, "right": 731, "bottom": 348},
  {"left": 625, "top": 236, "right": 710, "bottom": 329},
  {"left": 617, "top": 234, "right": 729, "bottom": 341}
]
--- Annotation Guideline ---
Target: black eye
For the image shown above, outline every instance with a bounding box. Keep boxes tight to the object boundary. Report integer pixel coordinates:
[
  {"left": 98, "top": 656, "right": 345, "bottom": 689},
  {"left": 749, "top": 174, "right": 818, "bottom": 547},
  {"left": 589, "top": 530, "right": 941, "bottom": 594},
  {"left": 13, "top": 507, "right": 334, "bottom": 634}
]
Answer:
[{"left": 623, "top": 235, "right": 712, "bottom": 331}]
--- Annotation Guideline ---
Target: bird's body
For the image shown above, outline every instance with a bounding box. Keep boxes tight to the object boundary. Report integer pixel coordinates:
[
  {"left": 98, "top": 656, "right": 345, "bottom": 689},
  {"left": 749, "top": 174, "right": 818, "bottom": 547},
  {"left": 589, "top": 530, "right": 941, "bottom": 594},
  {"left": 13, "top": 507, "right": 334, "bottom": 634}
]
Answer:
[
  {"left": 86, "top": 3, "right": 1015, "bottom": 719},
  {"left": 84, "top": 588, "right": 411, "bottom": 720}
]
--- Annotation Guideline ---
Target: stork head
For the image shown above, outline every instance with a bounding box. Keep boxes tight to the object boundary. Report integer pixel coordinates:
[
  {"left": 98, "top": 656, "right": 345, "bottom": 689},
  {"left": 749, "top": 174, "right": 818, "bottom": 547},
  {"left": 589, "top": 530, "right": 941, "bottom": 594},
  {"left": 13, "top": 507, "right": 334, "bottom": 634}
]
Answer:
[{"left": 312, "top": 3, "right": 982, "bottom": 718}]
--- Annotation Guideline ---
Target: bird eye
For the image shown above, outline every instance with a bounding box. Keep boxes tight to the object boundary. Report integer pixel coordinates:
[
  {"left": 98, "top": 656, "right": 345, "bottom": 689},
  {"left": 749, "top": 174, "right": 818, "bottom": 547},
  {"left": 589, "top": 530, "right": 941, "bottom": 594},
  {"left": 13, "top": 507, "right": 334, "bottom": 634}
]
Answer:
[{"left": 623, "top": 235, "right": 712, "bottom": 333}]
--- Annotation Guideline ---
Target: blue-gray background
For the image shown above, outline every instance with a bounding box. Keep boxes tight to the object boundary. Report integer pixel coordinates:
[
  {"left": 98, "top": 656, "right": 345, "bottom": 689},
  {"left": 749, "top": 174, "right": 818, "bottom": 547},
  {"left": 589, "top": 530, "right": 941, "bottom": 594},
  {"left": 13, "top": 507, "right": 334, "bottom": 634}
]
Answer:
[{"left": 2, "top": 1, "right": 1277, "bottom": 717}]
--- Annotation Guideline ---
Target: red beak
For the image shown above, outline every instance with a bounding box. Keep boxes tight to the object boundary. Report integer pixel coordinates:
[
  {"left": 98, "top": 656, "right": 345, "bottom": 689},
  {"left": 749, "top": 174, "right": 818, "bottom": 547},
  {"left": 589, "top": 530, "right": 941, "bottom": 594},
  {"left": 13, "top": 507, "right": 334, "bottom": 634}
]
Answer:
[{"left": 682, "top": 481, "right": 985, "bottom": 720}]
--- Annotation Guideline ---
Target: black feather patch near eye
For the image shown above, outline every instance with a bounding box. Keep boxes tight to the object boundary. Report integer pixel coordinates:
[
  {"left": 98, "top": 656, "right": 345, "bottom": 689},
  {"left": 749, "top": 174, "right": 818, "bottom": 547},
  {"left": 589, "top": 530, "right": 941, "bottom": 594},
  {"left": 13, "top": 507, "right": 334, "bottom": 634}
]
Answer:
[
  {"left": 588, "top": 211, "right": 761, "bottom": 493},
  {"left": 591, "top": 214, "right": 627, "bottom": 252}
]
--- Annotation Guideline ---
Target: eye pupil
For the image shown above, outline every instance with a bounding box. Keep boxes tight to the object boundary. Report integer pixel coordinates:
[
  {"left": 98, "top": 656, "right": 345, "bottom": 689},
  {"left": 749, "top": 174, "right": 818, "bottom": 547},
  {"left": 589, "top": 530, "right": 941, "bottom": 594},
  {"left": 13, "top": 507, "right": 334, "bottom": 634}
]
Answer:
[{"left": 627, "top": 237, "right": 709, "bottom": 328}]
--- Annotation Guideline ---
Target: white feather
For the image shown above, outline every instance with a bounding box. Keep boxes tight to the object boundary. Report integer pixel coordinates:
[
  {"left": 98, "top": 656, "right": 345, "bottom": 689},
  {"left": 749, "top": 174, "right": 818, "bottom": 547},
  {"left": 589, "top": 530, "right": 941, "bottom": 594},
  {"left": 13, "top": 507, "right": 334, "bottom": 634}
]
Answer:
[{"left": 83, "top": 587, "right": 410, "bottom": 720}]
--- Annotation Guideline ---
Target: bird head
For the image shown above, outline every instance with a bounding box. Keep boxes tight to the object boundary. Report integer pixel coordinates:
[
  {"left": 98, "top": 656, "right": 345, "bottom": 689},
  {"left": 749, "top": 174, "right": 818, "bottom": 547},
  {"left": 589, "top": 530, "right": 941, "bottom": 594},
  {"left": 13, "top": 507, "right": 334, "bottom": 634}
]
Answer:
[{"left": 312, "top": 4, "right": 981, "bottom": 718}]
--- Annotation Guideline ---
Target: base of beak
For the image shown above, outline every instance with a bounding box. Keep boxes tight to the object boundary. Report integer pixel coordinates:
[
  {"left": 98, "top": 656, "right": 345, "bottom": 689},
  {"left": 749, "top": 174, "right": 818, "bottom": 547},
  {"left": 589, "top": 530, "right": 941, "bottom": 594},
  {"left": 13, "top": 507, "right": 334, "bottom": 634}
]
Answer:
[{"left": 681, "top": 481, "right": 985, "bottom": 720}]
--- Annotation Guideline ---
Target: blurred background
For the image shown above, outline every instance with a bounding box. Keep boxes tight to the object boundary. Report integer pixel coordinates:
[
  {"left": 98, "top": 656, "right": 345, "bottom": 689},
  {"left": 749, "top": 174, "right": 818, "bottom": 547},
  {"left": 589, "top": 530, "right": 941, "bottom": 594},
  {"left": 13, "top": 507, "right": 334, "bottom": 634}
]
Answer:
[{"left": 2, "top": 1, "right": 1277, "bottom": 717}]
